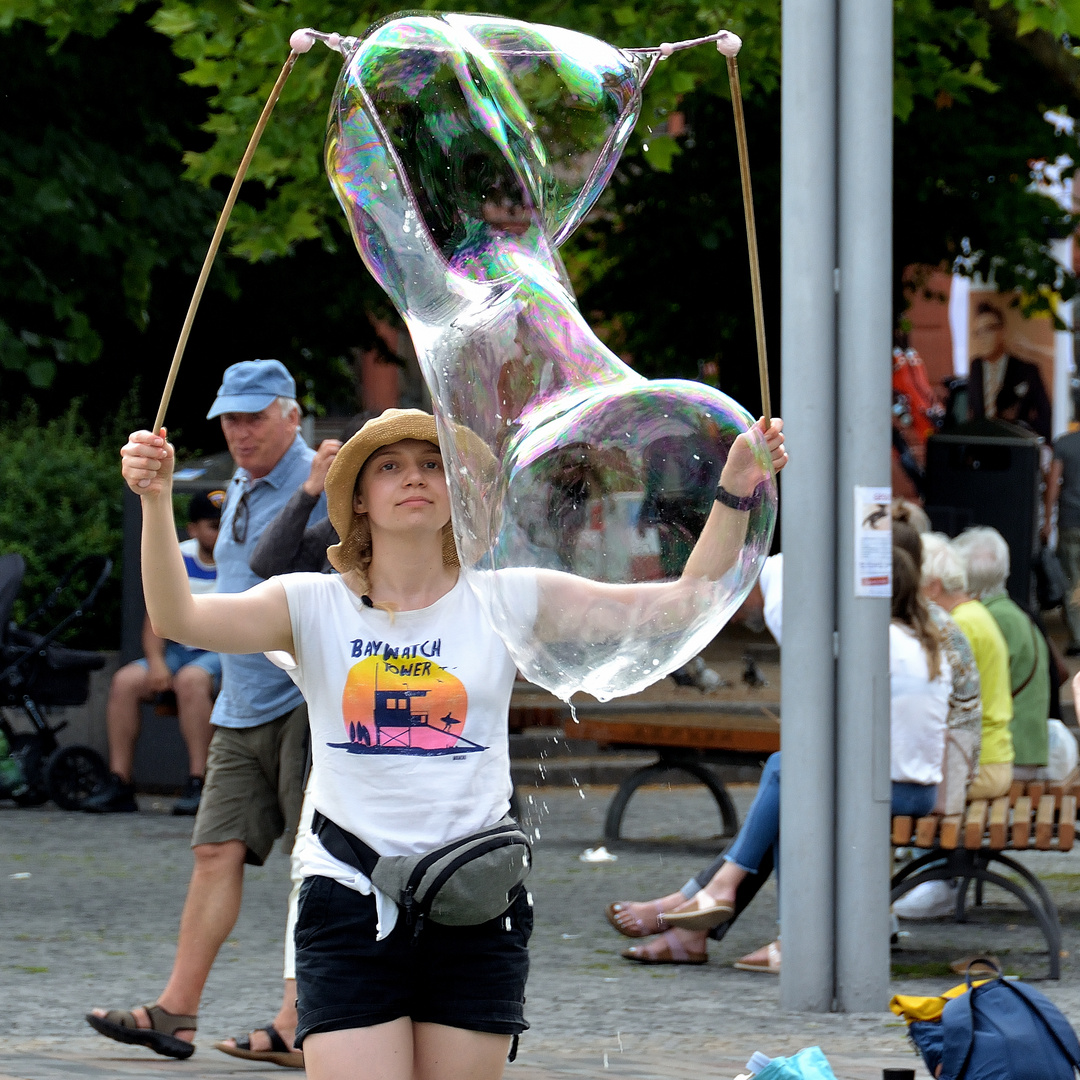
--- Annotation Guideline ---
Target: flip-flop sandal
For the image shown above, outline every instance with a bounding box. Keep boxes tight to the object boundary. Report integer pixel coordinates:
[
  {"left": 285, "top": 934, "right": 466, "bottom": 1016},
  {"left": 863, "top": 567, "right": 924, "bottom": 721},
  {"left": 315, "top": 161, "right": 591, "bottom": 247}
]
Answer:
[
  {"left": 661, "top": 892, "right": 735, "bottom": 932},
  {"left": 605, "top": 900, "right": 662, "bottom": 938},
  {"left": 734, "top": 940, "right": 781, "bottom": 974},
  {"left": 86, "top": 1002, "right": 197, "bottom": 1059},
  {"left": 621, "top": 930, "right": 708, "bottom": 966},
  {"left": 215, "top": 1025, "right": 304, "bottom": 1069}
]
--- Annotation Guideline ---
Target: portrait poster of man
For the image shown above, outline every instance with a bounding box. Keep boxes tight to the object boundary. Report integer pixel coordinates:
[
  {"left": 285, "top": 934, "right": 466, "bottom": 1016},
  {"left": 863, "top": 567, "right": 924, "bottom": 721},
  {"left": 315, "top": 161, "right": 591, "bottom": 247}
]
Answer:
[{"left": 966, "top": 289, "right": 1054, "bottom": 440}]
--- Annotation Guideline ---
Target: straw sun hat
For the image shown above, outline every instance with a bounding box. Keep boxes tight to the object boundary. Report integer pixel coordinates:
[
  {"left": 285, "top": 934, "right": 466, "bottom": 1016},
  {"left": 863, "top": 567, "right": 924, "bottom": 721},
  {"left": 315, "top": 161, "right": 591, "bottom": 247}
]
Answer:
[{"left": 324, "top": 408, "right": 459, "bottom": 575}]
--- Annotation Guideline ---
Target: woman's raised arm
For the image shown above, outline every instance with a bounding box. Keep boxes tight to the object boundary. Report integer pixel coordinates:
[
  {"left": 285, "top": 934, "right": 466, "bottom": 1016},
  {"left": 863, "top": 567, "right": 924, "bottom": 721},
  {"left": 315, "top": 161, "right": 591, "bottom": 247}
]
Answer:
[{"left": 121, "top": 429, "right": 294, "bottom": 657}]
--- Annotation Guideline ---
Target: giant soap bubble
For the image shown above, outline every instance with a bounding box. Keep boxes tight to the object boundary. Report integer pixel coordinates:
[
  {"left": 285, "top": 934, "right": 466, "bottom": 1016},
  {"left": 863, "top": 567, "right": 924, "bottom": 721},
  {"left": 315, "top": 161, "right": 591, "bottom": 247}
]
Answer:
[{"left": 325, "top": 13, "right": 776, "bottom": 701}]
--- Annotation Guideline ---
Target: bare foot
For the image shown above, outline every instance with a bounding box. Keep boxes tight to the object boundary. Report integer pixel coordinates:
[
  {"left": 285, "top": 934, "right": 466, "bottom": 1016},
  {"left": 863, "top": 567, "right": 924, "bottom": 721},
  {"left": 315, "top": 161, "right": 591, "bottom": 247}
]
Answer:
[
  {"left": 606, "top": 891, "right": 686, "bottom": 937},
  {"left": 621, "top": 928, "right": 709, "bottom": 964}
]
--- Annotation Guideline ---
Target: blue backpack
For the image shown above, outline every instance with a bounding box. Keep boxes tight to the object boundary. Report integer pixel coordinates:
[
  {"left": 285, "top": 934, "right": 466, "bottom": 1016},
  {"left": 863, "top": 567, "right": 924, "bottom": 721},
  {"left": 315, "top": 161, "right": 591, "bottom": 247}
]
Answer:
[{"left": 909, "top": 963, "right": 1080, "bottom": 1080}]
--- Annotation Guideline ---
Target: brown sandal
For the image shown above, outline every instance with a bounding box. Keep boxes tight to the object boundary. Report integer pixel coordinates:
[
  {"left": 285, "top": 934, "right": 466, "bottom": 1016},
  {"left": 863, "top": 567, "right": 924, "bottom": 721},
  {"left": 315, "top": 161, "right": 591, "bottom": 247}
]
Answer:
[
  {"left": 621, "top": 930, "right": 708, "bottom": 965},
  {"left": 86, "top": 1002, "right": 197, "bottom": 1059},
  {"left": 215, "top": 1025, "right": 303, "bottom": 1069}
]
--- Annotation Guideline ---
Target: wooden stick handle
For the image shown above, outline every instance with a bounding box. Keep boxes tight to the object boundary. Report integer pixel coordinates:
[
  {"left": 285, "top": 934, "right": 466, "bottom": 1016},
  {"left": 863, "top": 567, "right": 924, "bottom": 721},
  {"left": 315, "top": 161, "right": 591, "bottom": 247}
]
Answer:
[
  {"left": 152, "top": 51, "right": 299, "bottom": 434},
  {"left": 725, "top": 55, "right": 771, "bottom": 423}
]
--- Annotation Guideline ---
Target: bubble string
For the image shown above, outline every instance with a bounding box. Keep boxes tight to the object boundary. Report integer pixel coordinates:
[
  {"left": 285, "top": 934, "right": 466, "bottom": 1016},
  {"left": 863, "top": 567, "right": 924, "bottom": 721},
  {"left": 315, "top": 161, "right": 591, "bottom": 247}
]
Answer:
[{"left": 152, "top": 49, "right": 303, "bottom": 434}]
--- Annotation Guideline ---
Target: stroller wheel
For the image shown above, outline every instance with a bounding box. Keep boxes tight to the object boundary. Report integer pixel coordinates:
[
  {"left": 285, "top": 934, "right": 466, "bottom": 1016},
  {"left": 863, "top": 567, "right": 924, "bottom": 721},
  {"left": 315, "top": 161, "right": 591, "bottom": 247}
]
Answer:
[
  {"left": 9, "top": 734, "right": 49, "bottom": 807},
  {"left": 46, "top": 745, "right": 108, "bottom": 811}
]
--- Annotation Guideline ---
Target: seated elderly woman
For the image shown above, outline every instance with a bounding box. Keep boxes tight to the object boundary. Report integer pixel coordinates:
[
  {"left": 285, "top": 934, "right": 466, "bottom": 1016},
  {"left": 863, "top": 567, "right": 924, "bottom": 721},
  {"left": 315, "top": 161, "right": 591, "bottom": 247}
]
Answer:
[
  {"left": 952, "top": 527, "right": 1050, "bottom": 780},
  {"left": 920, "top": 533, "right": 1014, "bottom": 800},
  {"left": 604, "top": 546, "right": 950, "bottom": 970}
]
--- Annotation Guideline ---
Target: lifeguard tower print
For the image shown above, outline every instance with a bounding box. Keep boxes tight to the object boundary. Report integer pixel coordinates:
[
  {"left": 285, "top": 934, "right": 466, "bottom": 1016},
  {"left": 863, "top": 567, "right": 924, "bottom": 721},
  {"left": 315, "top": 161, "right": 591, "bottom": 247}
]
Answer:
[{"left": 334, "top": 647, "right": 487, "bottom": 757}]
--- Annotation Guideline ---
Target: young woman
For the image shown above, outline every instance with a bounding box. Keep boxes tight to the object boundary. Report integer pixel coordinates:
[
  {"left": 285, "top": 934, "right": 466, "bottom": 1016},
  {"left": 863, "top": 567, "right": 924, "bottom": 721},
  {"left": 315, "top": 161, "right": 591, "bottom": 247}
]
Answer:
[
  {"left": 120, "top": 408, "right": 786, "bottom": 1080},
  {"left": 607, "top": 545, "right": 949, "bottom": 973}
]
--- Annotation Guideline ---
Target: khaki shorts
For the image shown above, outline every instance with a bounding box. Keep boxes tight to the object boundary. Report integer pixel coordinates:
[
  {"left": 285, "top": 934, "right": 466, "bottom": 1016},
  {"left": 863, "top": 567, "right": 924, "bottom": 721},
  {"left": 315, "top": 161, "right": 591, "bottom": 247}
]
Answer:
[
  {"left": 191, "top": 703, "right": 309, "bottom": 865},
  {"left": 967, "top": 761, "right": 1013, "bottom": 801}
]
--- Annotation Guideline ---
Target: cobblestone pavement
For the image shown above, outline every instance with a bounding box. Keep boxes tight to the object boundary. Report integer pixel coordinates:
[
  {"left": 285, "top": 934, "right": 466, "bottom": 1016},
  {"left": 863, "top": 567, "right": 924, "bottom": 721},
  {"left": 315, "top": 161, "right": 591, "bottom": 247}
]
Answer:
[{"left": 4, "top": 783, "right": 1080, "bottom": 1079}]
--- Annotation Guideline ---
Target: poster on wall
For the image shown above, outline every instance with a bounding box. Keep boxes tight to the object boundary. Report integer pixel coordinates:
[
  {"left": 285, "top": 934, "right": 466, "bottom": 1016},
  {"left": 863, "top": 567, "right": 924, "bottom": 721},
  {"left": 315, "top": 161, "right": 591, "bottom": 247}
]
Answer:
[{"left": 963, "top": 288, "right": 1055, "bottom": 441}]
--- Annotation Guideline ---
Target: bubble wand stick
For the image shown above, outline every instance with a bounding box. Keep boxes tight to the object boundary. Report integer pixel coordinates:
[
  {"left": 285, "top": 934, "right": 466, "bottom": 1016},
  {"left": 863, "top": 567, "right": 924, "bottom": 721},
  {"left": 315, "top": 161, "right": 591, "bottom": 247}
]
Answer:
[
  {"left": 151, "top": 43, "right": 309, "bottom": 434},
  {"left": 722, "top": 41, "right": 771, "bottom": 424},
  {"left": 629, "top": 32, "right": 771, "bottom": 422}
]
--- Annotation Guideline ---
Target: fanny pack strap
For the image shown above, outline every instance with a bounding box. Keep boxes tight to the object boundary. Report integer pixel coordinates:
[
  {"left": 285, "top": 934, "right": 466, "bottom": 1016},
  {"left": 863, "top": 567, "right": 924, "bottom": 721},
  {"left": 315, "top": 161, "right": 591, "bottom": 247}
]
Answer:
[{"left": 312, "top": 809, "right": 380, "bottom": 879}]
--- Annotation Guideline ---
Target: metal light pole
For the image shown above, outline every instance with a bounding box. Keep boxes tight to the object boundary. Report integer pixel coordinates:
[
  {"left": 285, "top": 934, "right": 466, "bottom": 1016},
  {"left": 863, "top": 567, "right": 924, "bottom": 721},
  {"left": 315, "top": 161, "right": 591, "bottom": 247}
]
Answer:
[
  {"left": 779, "top": 0, "right": 838, "bottom": 1013},
  {"left": 833, "top": 0, "right": 894, "bottom": 1011},
  {"left": 780, "top": 0, "right": 893, "bottom": 1010}
]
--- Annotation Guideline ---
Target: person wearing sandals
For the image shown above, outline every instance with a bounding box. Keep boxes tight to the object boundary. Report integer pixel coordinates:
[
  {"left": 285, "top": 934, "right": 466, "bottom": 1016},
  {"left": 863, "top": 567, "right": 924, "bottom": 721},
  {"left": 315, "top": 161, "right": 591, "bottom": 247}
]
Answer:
[
  {"left": 109, "top": 407, "right": 786, "bottom": 1079},
  {"left": 607, "top": 546, "right": 949, "bottom": 972},
  {"left": 87, "top": 360, "right": 325, "bottom": 1063}
]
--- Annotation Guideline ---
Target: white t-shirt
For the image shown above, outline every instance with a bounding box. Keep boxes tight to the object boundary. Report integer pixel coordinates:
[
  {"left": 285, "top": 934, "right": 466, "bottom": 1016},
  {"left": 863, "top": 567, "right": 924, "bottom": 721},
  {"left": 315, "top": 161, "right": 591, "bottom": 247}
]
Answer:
[
  {"left": 271, "top": 572, "right": 536, "bottom": 937},
  {"left": 759, "top": 553, "right": 783, "bottom": 645},
  {"left": 890, "top": 622, "right": 950, "bottom": 786}
]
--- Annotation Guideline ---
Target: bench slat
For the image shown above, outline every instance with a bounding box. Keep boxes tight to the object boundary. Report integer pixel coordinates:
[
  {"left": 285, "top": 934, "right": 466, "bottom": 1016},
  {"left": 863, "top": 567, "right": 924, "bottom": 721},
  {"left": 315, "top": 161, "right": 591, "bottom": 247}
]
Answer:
[
  {"left": 1027, "top": 782, "right": 1045, "bottom": 807},
  {"left": 892, "top": 816, "right": 913, "bottom": 846},
  {"left": 915, "top": 816, "right": 939, "bottom": 848},
  {"left": 1012, "top": 796, "right": 1033, "bottom": 849},
  {"left": 964, "top": 800, "right": 988, "bottom": 850},
  {"left": 988, "top": 797, "right": 1009, "bottom": 849},
  {"left": 1036, "top": 795, "right": 1056, "bottom": 850},
  {"left": 1008, "top": 779, "right": 1025, "bottom": 806},
  {"left": 1060, "top": 796, "right": 1077, "bottom": 852},
  {"left": 940, "top": 814, "right": 962, "bottom": 849}
]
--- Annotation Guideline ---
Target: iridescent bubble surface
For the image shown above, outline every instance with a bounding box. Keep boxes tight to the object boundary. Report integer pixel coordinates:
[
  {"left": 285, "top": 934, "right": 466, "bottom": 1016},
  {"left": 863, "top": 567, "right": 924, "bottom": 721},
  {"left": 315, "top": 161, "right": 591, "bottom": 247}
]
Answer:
[{"left": 326, "top": 13, "right": 776, "bottom": 701}]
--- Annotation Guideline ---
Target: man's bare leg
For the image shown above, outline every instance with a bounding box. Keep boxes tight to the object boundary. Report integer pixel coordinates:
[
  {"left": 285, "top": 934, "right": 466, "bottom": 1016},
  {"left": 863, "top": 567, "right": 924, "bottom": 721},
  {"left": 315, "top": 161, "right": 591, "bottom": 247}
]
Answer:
[
  {"left": 172, "top": 665, "right": 214, "bottom": 779},
  {"left": 90, "top": 839, "right": 247, "bottom": 1043},
  {"left": 104, "top": 662, "right": 151, "bottom": 781}
]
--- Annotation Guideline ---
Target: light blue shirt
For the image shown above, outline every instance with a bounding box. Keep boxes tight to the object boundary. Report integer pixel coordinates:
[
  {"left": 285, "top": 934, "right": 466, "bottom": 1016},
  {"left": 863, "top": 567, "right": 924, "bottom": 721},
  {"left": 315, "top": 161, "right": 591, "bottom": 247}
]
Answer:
[{"left": 212, "top": 433, "right": 327, "bottom": 729}]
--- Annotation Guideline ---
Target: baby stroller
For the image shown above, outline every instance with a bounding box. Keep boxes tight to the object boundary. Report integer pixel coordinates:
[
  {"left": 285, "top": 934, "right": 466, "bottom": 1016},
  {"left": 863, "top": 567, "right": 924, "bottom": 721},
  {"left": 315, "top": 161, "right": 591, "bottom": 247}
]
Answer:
[{"left": 0, "top": 552, "right": 112, "bottom": 809}]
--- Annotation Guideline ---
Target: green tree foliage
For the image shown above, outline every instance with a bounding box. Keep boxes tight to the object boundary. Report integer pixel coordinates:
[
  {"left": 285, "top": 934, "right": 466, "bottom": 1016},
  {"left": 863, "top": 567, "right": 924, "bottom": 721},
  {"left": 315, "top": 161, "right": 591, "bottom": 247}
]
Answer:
[
  {"left": 0, "top": 402, "right": 129, "bottom": 646},
  {"left": 0, "top": 13, "right": 222, "bottom": 394},
  {"left": 4, "top": 0, "right": 1080, "bottom": 407}
]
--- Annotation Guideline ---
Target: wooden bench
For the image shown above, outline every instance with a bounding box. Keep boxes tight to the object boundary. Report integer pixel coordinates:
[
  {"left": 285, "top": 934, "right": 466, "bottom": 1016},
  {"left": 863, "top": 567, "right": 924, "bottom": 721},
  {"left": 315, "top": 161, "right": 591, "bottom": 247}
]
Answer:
[
  {"left": 890, "top": 777, "right": 1079, "bottom": 980},
  {"left": 510, "top": 658, "right": 779, "bottom": 844}
]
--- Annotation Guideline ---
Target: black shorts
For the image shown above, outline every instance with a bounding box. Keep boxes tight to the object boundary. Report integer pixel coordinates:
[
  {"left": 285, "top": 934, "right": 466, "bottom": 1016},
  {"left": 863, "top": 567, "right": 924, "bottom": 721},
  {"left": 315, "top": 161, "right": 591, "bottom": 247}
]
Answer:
[{"left": 294, "top": 875, "right": 532, "bottom": 1046}]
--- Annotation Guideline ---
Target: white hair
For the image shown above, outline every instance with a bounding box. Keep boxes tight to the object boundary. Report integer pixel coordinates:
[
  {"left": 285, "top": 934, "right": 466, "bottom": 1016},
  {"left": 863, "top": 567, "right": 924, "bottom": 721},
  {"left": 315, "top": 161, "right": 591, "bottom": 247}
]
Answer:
[
  {"left": 277, "top": 396, "right": 301, "bottom": 420},
  {"left": 920, "top": 531, "right": 968, "bottom": 593},
  {"left": 953, "top": 527, "right": 1010, "bottom": 599}
]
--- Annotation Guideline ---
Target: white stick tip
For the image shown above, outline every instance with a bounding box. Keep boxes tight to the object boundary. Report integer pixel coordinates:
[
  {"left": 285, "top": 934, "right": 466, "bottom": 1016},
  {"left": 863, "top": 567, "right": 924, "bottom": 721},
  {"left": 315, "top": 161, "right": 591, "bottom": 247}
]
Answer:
[
  {"left": 658, "top": 42, "right": 674, "bottom": 57},
  {"left": 716, "top": 31, "right": 743, "bottom": 57},
  {"left": 290, "top": 28, "right": 316, "bottom": 53}
]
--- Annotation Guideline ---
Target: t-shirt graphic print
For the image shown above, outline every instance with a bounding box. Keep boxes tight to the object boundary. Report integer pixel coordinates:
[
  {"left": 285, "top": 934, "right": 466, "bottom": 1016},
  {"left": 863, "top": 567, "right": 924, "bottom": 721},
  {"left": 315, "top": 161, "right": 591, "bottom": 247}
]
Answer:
[{"left": 336, "top": 638, "right": 483, "bottom": 756}]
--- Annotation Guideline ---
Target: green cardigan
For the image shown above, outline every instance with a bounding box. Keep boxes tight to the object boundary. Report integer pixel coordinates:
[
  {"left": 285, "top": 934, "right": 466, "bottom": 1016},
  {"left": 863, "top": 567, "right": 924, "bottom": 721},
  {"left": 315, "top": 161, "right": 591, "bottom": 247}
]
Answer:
[{"left": 984, "top": 594, "right": 1050, "bottom": 766}]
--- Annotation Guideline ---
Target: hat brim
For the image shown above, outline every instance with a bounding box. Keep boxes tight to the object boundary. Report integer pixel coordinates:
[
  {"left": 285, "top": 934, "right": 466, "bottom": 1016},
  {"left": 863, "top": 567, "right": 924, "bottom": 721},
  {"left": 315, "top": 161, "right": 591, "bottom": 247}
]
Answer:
[{"left": 206, "top": 393, "right": 279, "bottom": 419}]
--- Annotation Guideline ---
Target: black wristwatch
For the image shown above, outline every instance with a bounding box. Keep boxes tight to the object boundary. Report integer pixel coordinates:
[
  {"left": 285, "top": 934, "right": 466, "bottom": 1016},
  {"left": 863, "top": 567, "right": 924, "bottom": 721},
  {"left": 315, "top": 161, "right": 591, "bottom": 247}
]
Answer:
[{"left": 715, "top": 483, "right": 760, "bottom": 512}]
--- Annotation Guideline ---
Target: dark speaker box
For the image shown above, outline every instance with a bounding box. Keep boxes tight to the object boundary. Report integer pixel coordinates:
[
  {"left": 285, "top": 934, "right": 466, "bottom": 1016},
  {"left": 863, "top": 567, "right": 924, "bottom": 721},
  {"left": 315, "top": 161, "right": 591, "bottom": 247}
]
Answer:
[{"left": 924, "top": 427, "right": 1040, "bottom": 607}]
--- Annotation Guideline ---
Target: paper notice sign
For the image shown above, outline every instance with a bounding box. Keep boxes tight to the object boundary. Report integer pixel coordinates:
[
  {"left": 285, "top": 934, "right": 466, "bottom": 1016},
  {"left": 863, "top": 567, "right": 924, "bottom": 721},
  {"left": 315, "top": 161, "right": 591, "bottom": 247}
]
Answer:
[{"left": 854, "top": 486, "right": 892, "bottom": 598}]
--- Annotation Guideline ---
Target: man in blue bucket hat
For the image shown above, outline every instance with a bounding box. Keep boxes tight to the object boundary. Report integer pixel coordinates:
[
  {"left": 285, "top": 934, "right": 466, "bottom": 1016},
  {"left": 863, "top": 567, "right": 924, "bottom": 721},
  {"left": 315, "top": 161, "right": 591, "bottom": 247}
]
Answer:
[{"left": 88, "top": 359, "right": 326, "bottom": 1065}]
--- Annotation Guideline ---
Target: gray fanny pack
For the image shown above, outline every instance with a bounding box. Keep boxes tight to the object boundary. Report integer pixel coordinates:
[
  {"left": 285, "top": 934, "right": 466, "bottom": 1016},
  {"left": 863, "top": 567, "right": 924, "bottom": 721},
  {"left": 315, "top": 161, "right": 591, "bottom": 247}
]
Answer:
[{"left": 312, "top": 810, "right": 532, "bottom": 934}]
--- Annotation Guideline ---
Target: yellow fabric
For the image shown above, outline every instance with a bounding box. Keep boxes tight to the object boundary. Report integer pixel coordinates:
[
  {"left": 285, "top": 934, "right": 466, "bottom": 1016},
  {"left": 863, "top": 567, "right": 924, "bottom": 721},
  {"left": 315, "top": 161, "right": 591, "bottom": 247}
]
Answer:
[
  {"left": 889, "top": 979, "right": 992, "bottom": 1023},
  {"left": 950, "top": 600, "right": 1014, "bottom": 765}
]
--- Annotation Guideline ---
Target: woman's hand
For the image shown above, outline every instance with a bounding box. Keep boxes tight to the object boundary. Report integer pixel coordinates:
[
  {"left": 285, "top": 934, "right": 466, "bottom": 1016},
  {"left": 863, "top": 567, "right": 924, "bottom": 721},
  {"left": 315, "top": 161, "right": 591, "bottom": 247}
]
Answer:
[
  {"left": 720, "top": 417, "right": 787, "bottom": 498},
  {"left": 121, "top": 428, "right": 174, "bottom": 497}
]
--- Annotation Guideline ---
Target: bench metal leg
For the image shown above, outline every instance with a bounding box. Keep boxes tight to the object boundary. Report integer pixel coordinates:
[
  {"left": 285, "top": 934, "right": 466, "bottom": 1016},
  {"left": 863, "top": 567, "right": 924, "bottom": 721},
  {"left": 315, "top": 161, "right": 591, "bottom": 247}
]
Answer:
[
  {"left": 891, "top": 850, "right": 1062, "bottom": 979},
  {"left": 603, "top": 760, "right": 739, "bottom": 844}
]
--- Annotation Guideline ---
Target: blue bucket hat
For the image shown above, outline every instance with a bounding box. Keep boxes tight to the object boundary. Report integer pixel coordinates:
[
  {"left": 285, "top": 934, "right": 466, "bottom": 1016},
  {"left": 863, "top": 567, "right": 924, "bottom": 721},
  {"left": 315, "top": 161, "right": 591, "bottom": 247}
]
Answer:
[{"left": 206, "top": 359, "right": 296, "bottom": 419}]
